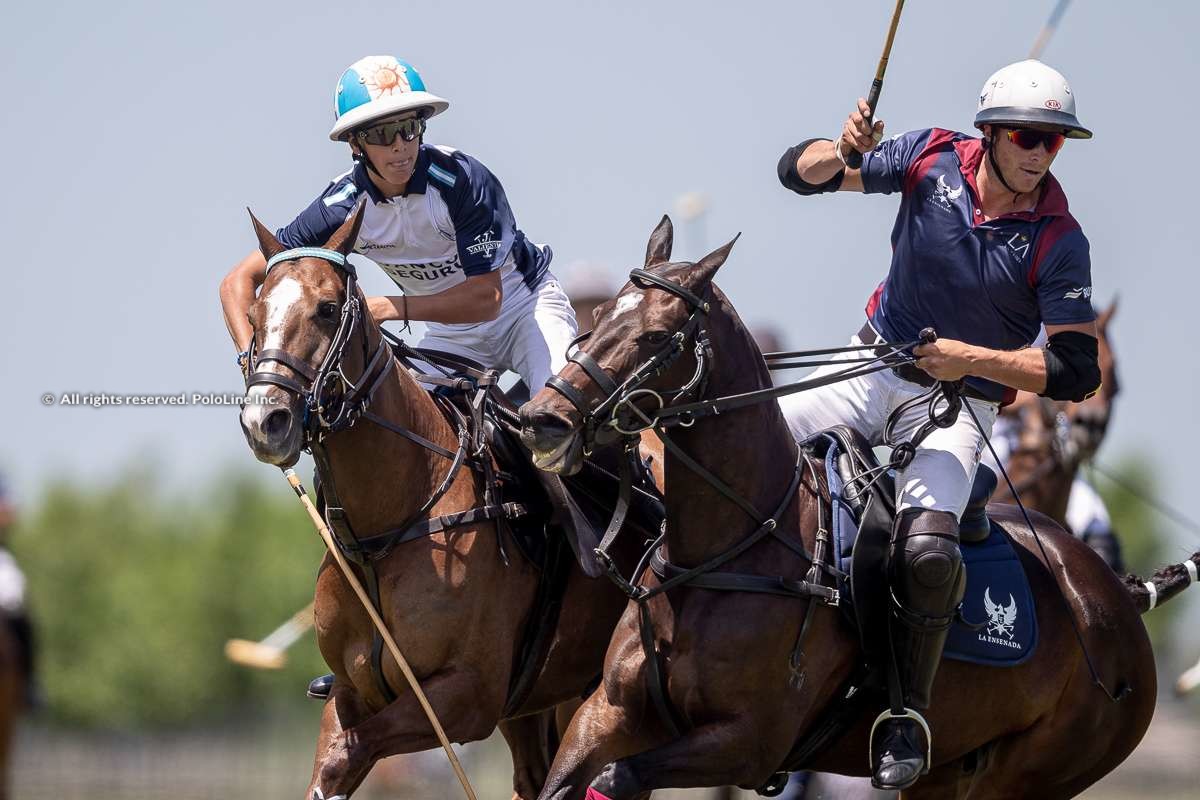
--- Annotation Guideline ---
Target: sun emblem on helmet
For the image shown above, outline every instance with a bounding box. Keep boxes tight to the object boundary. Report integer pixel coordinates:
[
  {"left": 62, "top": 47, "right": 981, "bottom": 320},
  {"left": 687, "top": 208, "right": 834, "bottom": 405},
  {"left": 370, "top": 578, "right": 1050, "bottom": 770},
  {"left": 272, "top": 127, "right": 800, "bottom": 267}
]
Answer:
[{"left": 362, "top": 60, "right": 411, "bottom": 98}]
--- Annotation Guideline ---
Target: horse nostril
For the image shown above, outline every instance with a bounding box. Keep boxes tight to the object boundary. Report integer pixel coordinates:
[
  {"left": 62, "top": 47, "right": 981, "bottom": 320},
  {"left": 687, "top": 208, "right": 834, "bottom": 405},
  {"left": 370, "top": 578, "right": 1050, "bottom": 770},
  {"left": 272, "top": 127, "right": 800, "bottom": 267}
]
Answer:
[{"left": 262, "top": 407, "right": 293, "bottom": 440}]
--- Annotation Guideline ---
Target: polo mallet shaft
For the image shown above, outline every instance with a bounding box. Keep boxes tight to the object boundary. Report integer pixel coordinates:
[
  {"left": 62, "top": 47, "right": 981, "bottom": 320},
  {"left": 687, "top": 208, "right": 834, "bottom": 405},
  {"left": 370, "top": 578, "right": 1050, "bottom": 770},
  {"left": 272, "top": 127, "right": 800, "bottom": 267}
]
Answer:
[
  {"left": 1029, "top": 0, "right": 1073, "bottom": 60},
  {"left": 283, "top": 469, "right": 478, "bottom": 800},
  {"left": 225, "top": 601, "right": 315, "bottom": 670},
  {"left": 845, "top": 0, "right": 906, "bottom": 169}
]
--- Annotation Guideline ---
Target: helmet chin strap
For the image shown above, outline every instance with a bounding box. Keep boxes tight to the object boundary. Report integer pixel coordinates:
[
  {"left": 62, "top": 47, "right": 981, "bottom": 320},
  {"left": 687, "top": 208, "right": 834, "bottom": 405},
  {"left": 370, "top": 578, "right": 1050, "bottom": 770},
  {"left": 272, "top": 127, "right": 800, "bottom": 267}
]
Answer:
[
  {"left": 352, "top": 145, "right": 385, "bottom": 180},
  {"left": 984, "top": 136, "right": 1044, "bottom": 209},
  {"left": 351, "top": 135, "right": 424, "bottom": 185},
  {"left": 984, "top": 137, "right": 1021, "bottom": 196}
]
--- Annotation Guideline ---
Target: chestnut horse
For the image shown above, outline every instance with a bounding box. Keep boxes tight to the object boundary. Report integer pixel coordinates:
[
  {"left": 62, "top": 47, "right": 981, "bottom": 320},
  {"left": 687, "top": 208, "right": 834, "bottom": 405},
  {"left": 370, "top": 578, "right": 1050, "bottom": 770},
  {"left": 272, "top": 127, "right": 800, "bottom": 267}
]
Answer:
[
  {"left": 236, "top": 205, "right": 661, "bottom": 800},
  {"left": 995, "top": 304, "right": 1119, "bottom": 533},
  {"left": 519, "top": 216, "right": 1196, "bottom": 800}
]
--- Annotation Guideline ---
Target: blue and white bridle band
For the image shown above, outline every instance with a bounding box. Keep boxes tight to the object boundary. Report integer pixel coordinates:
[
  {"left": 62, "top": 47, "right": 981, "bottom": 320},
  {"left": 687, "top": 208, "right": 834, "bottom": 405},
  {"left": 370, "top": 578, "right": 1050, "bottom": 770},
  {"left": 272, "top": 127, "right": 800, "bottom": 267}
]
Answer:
[{"left": 265, "top": 247, "right": 348, "bottom": 274}]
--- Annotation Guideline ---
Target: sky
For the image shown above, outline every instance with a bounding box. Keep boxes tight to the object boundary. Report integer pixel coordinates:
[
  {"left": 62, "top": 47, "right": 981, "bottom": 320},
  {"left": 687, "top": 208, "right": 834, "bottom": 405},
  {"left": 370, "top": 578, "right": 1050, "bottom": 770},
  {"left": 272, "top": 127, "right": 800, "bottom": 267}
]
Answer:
[{"left": 2, "top": 0, "right": 1198, "bottom": 562}]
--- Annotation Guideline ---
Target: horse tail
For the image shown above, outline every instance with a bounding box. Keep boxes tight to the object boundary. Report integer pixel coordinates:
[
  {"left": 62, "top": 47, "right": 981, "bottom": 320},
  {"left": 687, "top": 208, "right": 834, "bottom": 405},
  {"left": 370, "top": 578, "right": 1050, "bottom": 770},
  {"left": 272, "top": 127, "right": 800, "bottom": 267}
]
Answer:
[{"left": 1122, "top": 553, "right": 1200, "bottom": 614}]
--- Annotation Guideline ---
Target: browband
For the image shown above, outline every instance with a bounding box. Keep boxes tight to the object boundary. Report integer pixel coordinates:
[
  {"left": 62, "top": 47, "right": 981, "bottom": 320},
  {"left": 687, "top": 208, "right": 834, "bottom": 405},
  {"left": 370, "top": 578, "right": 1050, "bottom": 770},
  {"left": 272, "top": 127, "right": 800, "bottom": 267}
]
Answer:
[{"left": 266, "top": 247, "right": 348, "bottom": 274}]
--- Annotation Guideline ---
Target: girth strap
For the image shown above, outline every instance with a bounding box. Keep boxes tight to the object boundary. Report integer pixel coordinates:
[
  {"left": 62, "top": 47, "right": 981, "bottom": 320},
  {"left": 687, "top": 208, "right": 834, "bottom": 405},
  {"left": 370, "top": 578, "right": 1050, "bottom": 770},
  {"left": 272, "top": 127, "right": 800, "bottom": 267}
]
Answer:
[{"left": 648, "top": 549, "right": 839, "bottom": 601}]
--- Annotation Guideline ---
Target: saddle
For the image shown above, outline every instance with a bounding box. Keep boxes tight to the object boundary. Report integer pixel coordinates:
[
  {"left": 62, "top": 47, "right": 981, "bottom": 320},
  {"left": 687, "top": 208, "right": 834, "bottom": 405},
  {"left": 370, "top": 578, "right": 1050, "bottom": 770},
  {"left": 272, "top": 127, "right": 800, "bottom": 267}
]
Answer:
[
  {"left": 774, "top": 429, "right": 1038, "bottom": 784},
  {"left": 804, "top": 427, "right": 1036, "bottom": 666}
]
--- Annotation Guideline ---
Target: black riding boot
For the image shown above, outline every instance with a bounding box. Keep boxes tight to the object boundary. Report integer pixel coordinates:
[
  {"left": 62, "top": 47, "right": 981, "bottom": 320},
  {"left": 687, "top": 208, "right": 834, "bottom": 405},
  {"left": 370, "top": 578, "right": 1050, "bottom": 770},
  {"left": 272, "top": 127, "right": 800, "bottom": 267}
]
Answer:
[
  {"left": 308, "top": 673, "right": 334, "bottom": 700},
  {"left": 871, "top": 509, "right": 965, "bottom": 791},
  {"left": 5, "top": 612, "right": 42, "bottom": 709}
]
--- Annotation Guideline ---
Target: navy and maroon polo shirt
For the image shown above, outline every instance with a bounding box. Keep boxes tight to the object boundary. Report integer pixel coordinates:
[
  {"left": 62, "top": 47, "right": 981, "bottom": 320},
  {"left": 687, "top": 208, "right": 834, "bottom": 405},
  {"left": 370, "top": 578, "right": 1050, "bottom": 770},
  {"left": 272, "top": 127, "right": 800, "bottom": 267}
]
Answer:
[{"left": 832, "top": 128, "right": 1094, "bottom": 401}]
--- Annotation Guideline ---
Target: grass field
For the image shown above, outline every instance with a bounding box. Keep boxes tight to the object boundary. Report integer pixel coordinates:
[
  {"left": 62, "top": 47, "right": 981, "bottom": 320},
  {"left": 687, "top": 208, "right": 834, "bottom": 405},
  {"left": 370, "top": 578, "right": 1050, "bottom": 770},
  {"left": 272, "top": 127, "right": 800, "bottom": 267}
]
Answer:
[{"left": 11, "top": 694, "right": 1198, "bottom": 799}]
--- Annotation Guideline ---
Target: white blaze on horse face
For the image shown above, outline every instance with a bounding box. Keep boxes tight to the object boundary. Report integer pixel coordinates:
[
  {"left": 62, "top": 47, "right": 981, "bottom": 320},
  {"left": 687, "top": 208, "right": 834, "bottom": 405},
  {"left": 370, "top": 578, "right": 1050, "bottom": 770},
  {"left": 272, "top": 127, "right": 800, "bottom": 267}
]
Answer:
[
  {"left": 262, "top": 276, "right": 305, "bottom": 352},
  {"left": 243, "top": 276, "right": 305, "bottom": 421},
  {"left": 608, "top": 291, "right": 644, "bottom": 322}
]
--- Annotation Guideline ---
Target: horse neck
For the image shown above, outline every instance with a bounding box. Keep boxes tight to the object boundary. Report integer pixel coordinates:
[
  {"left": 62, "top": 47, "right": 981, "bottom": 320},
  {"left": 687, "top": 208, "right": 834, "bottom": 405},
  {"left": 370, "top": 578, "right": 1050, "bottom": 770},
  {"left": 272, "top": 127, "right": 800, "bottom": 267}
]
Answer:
[
  {"left": 661, "top": 297, "right": 800, "bottom": 566},
  {"left": 321, "top": 314, "right": 466, "bottom": 535}
]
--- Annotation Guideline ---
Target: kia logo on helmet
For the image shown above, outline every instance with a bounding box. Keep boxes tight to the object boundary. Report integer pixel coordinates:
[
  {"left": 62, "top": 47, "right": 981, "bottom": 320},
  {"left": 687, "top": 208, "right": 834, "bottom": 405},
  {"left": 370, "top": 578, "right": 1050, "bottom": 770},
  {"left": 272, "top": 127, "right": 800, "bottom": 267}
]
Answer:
[{"left": 1045, "top": 99, "right": 1062, "bottom": 110}]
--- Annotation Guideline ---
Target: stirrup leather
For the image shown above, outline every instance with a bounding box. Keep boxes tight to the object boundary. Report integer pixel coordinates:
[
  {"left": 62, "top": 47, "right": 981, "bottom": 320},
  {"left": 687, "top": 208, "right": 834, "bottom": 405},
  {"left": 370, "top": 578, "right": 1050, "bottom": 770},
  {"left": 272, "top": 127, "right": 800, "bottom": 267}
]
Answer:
[{"left": 868, "top": 707, "right": 933, "bottom": 774}]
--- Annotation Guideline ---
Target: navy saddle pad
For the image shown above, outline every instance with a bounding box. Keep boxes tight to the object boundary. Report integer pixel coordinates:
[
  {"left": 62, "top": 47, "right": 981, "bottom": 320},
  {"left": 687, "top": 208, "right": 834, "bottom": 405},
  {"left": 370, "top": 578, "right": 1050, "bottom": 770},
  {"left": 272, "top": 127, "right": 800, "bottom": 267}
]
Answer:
[
  {"left": 826, "top": 442, "right": 1037, "bottom": 667},
  {"left": 944, "top": 521, "right": 1037, "bottom": 666}
]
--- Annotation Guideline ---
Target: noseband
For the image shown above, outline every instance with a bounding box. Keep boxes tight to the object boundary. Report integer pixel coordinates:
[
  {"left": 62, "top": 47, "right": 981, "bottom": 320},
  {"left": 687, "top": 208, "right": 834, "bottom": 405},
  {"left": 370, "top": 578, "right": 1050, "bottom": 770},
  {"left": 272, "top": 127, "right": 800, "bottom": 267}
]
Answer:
[
  {"left": 546, "top": 268, "right": 714, "bottom": 450},
  {"left": 244, "top": 247, "right": 393, "bottom": 443}
]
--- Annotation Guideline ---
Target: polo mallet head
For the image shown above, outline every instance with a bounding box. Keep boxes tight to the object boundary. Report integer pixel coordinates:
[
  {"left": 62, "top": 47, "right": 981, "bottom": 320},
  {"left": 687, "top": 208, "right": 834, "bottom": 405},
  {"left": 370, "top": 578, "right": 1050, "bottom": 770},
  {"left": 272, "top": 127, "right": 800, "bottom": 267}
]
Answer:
[
  {"left": 224, "top": 638, "right": 288, "bottom": 670},
  {"left": 1174, "top": 658, "right": 1200, "bottom": 696},
  {"left": 224, "top": 603, "right": 315, "bottom": 671}
]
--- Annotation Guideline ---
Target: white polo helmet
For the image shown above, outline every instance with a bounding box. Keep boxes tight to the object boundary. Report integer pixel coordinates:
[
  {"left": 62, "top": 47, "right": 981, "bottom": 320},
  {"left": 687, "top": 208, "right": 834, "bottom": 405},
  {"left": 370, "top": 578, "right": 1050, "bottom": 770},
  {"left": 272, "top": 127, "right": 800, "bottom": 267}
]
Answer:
[
  {"left": 975, "top": 59, "right": 1091, "bottom": 139},
  {"left": 329, "top": 56, "right": 449, "bottom": 142}
]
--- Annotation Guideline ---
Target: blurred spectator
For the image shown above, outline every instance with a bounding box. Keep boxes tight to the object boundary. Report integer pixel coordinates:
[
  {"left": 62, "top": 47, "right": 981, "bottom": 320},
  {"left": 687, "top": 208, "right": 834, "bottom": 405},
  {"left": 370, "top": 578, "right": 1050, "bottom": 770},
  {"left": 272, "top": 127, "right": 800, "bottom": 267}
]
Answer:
[{"left": 0, "top": 476, "right": 36, "bottom": 709}]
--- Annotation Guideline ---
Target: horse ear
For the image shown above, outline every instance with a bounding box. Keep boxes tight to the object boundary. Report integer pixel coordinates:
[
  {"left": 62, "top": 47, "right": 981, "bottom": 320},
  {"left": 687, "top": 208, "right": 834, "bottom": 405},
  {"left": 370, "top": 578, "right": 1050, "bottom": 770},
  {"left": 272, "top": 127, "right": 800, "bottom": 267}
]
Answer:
[
  {"left": 247, "top": 209, "right": 286, "bottom": 260},
  {"left": 1097, "top": 297, "right": 1118, "bottom": 328},
  {"left": 691, "top": 233, "right": 741, "bottom": 287},
  {"left": 323, "top": 201, "right": 366, "bottom": 256},
  {"left": 644, "top": 215, "right": 674, "bottom": 268}
]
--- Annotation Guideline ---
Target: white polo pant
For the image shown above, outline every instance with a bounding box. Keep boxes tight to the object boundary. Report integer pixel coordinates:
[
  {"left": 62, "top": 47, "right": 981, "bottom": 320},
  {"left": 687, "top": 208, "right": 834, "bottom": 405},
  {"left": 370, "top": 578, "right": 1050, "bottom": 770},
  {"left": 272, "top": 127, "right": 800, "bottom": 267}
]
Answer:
[
  {"left": 415, "top": 271, "right": 578, "bottom": 394},
  {"left": 778, "top": 332, "right": 999, "bottom": 519}
]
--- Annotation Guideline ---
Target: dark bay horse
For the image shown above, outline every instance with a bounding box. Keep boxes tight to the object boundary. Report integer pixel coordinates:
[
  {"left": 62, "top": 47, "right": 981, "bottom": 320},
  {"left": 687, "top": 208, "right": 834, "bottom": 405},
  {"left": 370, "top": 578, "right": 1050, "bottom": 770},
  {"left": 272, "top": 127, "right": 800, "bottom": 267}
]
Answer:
[
  {"left": 519, "top": 216, "right": 1196, "bottom": 799},
  {"left": 995, "top": 303, "right": 1119, "bottom": 534},
  {"left": 237, "top": 206, "right": 661, "bottom": 800},
  {"left": 0, "top": 623, "right": 20, "bottom": 800}
]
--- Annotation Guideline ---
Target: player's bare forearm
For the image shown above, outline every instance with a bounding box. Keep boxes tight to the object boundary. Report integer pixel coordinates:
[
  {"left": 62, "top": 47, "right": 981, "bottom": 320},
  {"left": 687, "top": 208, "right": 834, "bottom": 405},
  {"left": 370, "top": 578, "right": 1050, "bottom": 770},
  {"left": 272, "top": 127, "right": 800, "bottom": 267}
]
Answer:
[
  {"left": 913, "top": 321, "right": 1097, "bottom": 394},
  {"left": 220, "top": 250, "right": 268, "bottom": 353},
  {"left": 368, "top": 271, "right": 502, "bottom": 325}
]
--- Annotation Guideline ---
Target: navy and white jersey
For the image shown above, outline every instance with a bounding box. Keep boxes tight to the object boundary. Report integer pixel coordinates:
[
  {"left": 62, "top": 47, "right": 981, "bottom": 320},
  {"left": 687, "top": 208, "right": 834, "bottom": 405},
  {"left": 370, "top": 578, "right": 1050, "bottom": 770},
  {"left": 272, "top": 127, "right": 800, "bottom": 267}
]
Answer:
[
  {"left": 277, "top": 144, "right": 550, "bottom": 300},
  {"left": 852, "top": 128, "right": 1095, "bottom": 402}
]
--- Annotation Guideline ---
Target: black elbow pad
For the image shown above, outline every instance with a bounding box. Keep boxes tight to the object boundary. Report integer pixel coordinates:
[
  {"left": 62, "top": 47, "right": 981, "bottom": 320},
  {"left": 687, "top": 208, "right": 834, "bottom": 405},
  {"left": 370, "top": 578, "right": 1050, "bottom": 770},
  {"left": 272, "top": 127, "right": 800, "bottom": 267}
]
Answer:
[
  {"left": 778, "top": 139, "right": 845, "bottom": 196},
  {"left": 1042, "top": 331, "right": 1101, "bottom": 402}
]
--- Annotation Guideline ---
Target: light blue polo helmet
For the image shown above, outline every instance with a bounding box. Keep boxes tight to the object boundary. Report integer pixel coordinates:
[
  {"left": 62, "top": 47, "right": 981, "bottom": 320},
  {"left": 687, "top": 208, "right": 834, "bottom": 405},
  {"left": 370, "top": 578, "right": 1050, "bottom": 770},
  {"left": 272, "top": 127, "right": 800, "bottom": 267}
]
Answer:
[{"left": 329, "top": 56, "right": 450, "bottom": 142}]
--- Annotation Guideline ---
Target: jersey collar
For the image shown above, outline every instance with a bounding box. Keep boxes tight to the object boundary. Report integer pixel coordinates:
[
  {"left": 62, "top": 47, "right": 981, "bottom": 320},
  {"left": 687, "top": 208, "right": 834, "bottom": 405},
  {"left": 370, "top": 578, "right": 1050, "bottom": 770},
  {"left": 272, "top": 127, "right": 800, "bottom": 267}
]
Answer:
[{"left": 953, "top": 137, "right": 1069, "bottom": 220}]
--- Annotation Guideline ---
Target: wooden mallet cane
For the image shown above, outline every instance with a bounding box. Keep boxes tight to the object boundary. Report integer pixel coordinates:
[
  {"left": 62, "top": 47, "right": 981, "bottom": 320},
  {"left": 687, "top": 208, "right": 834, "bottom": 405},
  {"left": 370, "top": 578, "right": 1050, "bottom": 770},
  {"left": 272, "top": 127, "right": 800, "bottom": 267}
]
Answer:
[
  {"left": 844, "top": 0, "right": 907, "bottom": 169},
  {"left": 282, "top": 468, "right": 478, "bottom": 800}
]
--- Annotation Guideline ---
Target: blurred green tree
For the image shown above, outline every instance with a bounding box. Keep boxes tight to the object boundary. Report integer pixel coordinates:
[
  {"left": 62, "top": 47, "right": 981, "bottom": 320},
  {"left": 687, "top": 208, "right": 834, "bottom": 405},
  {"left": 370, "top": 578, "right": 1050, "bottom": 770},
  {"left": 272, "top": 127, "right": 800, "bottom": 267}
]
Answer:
[{"left": 12, "top": 463, "right": 329, "bottom": 729}]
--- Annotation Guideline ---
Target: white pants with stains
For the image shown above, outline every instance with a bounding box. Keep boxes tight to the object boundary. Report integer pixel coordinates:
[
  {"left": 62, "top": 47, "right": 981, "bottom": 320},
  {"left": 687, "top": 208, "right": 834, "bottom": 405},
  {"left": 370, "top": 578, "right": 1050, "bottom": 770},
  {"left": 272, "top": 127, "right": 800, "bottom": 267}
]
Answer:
[
  {"left": 778, "top": 331, "right": 999, "bottom": 520},
  {"left": 414, "top": 271, "right": 578, "bottom": 397}
]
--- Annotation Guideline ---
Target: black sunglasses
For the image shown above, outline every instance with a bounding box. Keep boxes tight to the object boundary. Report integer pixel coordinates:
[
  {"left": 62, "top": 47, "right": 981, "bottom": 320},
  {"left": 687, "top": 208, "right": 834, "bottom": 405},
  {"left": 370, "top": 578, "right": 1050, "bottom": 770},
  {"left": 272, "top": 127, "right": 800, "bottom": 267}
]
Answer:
[{"left": 355, "top": 117, "right": 427, "bottom": 146}]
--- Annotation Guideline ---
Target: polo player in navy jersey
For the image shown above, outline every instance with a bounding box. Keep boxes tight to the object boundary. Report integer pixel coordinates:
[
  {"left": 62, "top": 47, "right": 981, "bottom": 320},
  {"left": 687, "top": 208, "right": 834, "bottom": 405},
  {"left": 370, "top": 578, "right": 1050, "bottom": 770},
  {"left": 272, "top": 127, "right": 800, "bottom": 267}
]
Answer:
[
  {"left": 220, "top": 55, "right": 579, "bottom": 701},
  {"left": 776, "top": 59, "right": 1102, "bottom": 790}
]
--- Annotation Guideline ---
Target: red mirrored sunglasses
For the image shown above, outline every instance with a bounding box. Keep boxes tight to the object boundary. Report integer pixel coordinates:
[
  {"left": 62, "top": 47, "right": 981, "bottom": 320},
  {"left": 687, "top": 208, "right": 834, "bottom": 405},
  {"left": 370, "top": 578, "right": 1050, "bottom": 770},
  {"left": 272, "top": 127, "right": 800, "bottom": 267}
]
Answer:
[{"left": 1005, "top": 128, "right": 1066, "bottom": 155}]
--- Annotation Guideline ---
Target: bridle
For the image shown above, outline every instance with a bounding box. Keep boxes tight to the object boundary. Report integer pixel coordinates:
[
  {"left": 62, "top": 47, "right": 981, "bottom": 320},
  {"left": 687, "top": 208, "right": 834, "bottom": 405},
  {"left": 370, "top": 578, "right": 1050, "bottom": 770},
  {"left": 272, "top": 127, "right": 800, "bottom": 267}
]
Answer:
[
  {"left": 545, "top": 267, "right": 961, "bottom": 470},
  {"left": 1002, "top": 396, "right": 1107, "bottom": 497},
  {"left": 546, "top": 267, "right": 715, "bottom": 452},
  {"left": 244, "top": 246, "right": 394, "bottom": 443}
]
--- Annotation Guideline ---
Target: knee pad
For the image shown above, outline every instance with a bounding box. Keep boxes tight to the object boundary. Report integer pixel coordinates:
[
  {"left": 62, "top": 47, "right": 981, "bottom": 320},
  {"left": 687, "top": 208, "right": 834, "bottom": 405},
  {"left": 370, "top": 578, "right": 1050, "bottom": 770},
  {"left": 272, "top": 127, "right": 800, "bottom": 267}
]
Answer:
[{"left": 890, "top": 509, "right": 965, "bottom": 621}]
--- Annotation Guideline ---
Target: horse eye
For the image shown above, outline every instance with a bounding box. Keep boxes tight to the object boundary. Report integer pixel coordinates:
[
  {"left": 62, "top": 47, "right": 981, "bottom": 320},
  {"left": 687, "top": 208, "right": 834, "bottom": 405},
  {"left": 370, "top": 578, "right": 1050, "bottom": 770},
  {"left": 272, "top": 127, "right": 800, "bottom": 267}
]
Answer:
[
  {"left": 317, "top": 302, "right": 339, "bottom": 320},
  {"left": 640, "top": 330, "right": 670, "bottom": 345}
]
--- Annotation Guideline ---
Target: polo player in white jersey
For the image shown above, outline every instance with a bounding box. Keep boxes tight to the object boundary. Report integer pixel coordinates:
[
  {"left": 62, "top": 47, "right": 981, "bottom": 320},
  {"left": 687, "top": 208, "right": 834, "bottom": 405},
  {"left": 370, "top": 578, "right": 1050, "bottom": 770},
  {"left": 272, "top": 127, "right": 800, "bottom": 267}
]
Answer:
[
  {"left": 220, "top": 55, "right": 578, "bottom": 396},
  {"left": 219, "top": 55, "right": 579, "bottom": 699}
]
